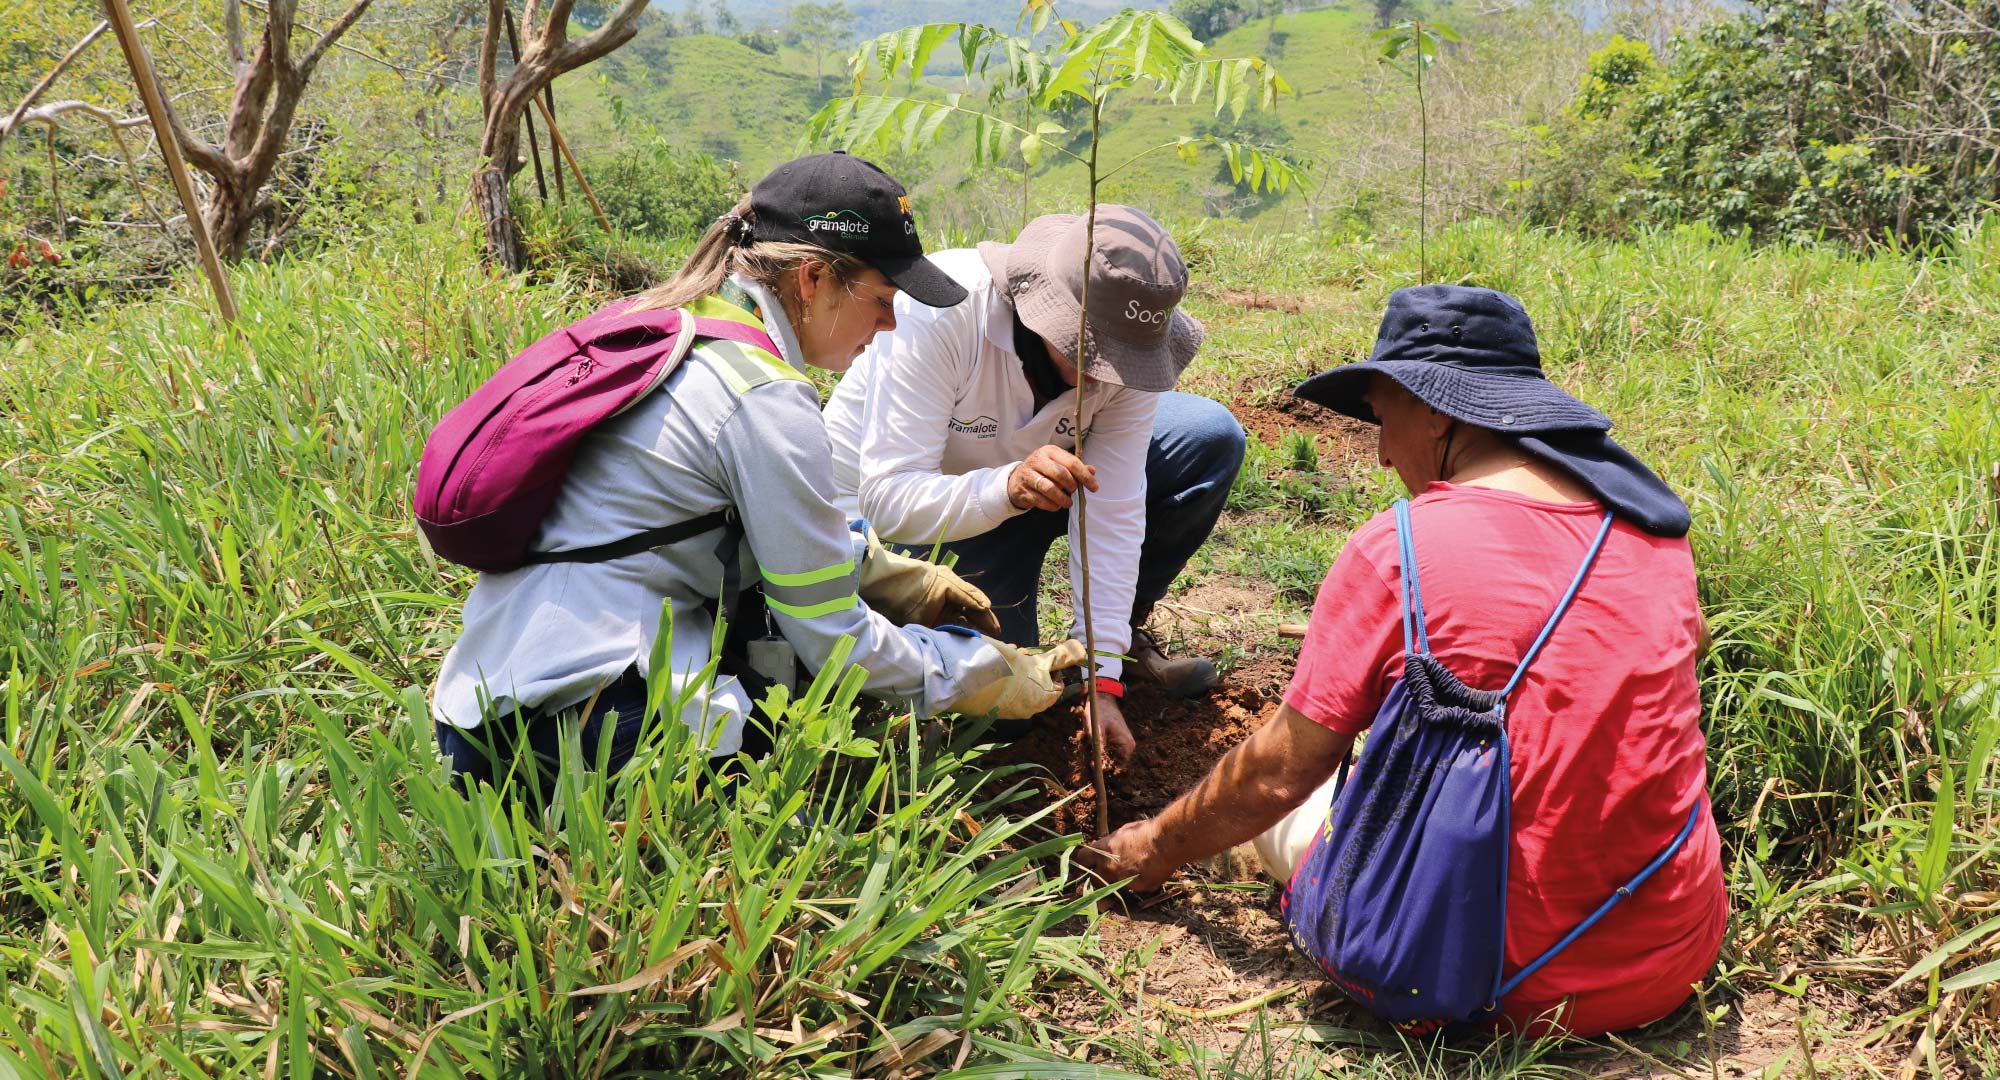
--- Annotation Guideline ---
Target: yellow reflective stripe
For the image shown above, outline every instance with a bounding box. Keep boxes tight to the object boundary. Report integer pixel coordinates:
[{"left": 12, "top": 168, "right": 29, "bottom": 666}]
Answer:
[
  {"left": 763, "top": 570, "right": 856, "bottom": 615},
  {"left": 706, "top": 340, "right": 806, "bottom": 395},
  {"left": 765, "top": 593, "right": 859, "bottom": 620},
  {"left": 685, "top": 292, "right": 762, "bottom": 328},
  {"left": 716, "top": 359, "right": 756, "bottom": 396},
  {"left": 761, "top": 559, "right": 855, "bottom": 587}
]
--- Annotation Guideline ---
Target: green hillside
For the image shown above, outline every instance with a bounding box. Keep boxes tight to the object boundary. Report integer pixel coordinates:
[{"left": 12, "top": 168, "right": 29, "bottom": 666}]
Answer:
[
  {"left": 1018, "top": 3, "right": 1382, "bottom": 218},
  {"left": 561, "top": 4, "right": 1392, "bottom": 227},
  {"left": 554, "top": 24, "right": 824, "bottom": 176}
]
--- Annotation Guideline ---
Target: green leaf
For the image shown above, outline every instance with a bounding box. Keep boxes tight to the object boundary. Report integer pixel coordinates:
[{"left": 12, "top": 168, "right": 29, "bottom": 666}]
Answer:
[
  {"left": 1019, "top": 132, "right": 1045, "bottom": 167},
  {"left": 1941, "top": 957, "right": 2000, "bottom": 993},
  {"left": 1917, "top": 760, "right": 1954, "bottom": 900},
  {"left": 1891, "top": 912, "right": 2000, "bottom": 989}
]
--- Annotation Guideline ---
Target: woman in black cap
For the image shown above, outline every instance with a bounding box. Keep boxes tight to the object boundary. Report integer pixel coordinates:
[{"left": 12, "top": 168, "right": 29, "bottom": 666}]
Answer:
[
  {"left": 1084, "top": 285, "right": 1725, "bottom": 1036},
  {"left": 432, "top": 153, "right": 1083, "bottom": 792}
]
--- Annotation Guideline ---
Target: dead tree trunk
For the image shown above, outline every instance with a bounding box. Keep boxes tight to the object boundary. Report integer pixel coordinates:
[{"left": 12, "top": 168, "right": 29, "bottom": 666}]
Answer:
[
  {"left": 473, "top": 0, "right": 651, "bottom": 270},
  {"left": 157, "top": 0, "right": 377, "bottom": 261}
]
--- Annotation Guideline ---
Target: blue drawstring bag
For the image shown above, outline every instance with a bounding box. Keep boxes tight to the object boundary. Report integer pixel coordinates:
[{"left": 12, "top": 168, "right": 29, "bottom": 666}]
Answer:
[{"left": 1282, "top": 500, "right": 1699, "bottom": 1034}]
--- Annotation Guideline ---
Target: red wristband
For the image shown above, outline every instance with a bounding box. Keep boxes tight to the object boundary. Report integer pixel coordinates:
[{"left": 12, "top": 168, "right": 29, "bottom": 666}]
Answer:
[{"left": 1093, "top": 676, "right": 1125, "bottom": 699}]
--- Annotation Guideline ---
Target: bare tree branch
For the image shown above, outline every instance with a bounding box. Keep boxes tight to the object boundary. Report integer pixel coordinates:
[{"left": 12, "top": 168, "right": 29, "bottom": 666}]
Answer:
[
  {"left": 226, "top": 0, "right": 246, "bottom": 71},
  {"left": 0, "top": 19, "right": 115, "bottom": 156},
  {"left": 300, "top": 0, "right": 379, "bottom": 74},
  {"left": 479, "top": 0, "right": 504, "bottom": 114},
  {"left": 266, "top": 0, "right": 297, "bottom": 76},
  {"left": 551, "top": 0, "right": 650, "bottom": 70},
  {"left": 2, "top": 99, "right": 148, "bottom": 135},
  {"left": 160, "top": 91, "right": 233, "bottom": 179},
  {"left": 543, "top": 0, "right": 575, "bottom": 55}
]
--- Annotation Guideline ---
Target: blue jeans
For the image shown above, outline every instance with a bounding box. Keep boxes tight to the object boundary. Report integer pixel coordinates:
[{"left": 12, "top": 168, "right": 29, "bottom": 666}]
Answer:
[
  {"left": 927, "top": 391, "right": 1246, "bottom": 647},
  {"left": 435, "top": 667, "right": 654, "bottom": 796},
  {"left": 437, "top": 661, "right": 775, "bottom": 798}
]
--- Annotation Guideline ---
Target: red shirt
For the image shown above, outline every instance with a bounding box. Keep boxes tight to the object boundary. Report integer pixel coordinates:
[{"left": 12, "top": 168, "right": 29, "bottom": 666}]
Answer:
[{"left": 1285, "top": 483, "right": 1726, "bottom": 1035}]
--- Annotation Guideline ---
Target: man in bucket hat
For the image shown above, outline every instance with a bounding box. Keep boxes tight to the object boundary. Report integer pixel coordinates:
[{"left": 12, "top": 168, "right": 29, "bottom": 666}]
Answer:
[
  {"left": 1083, "top": 284, "right": 1721, "bottom": 1038},
  {"left": 824, "top": 206, "right": 1246, "bottom": 759}
]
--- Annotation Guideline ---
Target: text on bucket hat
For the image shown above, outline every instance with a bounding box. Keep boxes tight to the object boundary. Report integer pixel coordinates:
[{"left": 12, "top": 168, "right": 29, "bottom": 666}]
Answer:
[{"left": 976, "top": 205, "right": 1204, "bottom": 392}]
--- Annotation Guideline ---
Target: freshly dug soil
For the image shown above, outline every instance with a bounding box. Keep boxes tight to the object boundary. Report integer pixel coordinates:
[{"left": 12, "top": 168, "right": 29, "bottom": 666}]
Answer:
[
  {"left": 984, "top": 658, "right": 1292, "bottom": 836},
  {"left": 1232, "top": 390, "right": 1377, "bottom": 466}
]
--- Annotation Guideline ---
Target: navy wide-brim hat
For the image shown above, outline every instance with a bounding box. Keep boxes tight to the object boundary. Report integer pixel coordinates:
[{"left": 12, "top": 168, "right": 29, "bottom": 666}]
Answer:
[{"left": 1297, "top": 284, "right": 1691, "bottom": 537}]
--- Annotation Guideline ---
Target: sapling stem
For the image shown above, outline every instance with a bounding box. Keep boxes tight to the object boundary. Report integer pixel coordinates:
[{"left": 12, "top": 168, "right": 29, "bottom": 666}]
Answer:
[
  {"left": 1416, "top": 18, "right": 1429, "bottom": 281},
  {"left": 1074, "top": 91, "right": 1109, "bottom": 840}
]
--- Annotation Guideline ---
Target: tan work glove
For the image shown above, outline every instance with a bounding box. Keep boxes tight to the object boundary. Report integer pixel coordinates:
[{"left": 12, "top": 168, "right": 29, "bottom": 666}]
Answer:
[
  {"left": 951, "top": 637, "right": 1089, "bottom": 720},
  {"left": 856, "top": 529, "right": 1003, "bottom": 636}
]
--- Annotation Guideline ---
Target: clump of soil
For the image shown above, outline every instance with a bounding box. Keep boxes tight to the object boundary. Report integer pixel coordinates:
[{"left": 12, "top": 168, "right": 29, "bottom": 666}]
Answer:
[
  {"left": 1231, "top": 390, "right": 1377, "bottom": 470},
  {"left": 1219, "top": 289, "right": 1307, "bottom": 313},
  {"left": 984, "top": 658, "right": 1291, "bottom": 835}
]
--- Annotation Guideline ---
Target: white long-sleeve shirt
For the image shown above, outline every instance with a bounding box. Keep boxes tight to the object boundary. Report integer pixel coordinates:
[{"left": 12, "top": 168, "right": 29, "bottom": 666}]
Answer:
[
  {"left": 433, "top": 277, "right": 1010, "bottom": 754},
  {"left": 823, "top": 249, "right": 1159, "bottom": 678}
]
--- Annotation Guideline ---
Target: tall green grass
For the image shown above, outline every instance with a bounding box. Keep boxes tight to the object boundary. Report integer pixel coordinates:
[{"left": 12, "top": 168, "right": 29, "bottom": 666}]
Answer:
[
  {"left": 1190, "top": 216, "right": 2000, "bottom": 1070},
  {"left": 3, "top": 213, "right": 1998, "bottom": 1074},
  {"left": 0, "top": 233, "right": 1126, "bottom": 1077}
]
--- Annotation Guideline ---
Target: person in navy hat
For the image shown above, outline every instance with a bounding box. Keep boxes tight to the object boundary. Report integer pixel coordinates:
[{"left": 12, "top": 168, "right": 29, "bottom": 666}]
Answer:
[{"left": 1084, "top": 285, "right": 1726, "bottom": 1037}]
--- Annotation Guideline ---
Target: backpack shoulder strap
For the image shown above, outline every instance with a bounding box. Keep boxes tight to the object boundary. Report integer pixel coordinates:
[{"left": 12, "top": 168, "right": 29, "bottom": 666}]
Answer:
[
  {"left": 1394, "top": 499, "right": 1433, "bottom": 659},
  {"left": 1497, "top": 511, "right": 1615, "bottom": 700},
  {"left": 522, "top": 507, "right": 739, "bottom": 566}
]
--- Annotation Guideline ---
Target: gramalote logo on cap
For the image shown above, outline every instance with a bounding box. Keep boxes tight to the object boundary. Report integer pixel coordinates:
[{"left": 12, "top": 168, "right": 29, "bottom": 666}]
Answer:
[{"left": 805, "top": 209, "right": 871, "bottom": 236}]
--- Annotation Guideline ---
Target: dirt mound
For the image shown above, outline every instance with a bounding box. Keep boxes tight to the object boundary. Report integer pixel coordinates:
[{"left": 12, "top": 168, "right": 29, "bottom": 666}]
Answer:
[
  {"left": 984, "top": 658, "right": 1291, "bottom": 835},
  {"left": 1219, "top": 289, "right": 1308, "bottom": 313},
  {"left": 1231, "top": 390, "right": 1376, "bottom": 470}
]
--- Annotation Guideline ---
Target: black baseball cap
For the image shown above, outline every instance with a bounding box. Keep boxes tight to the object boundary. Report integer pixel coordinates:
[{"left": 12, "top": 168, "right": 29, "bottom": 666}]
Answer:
[{"left": 748, "top": 152, "right": 968, "bottom": 308}]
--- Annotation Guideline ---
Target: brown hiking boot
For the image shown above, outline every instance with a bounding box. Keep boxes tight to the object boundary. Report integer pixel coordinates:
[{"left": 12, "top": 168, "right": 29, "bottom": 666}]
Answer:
[{"left": 1128, "top": 627, "right": 1219, "bottom": 699}]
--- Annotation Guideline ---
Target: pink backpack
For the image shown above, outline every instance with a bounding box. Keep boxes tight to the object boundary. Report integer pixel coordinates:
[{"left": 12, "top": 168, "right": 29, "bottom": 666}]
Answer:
[{"left": 414, "top": 302, "right": 779, "bottom": 572}]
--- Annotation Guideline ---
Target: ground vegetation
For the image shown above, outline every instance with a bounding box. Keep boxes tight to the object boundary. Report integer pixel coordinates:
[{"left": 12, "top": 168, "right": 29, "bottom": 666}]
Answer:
[{"left": 0, "top": 1, "right": 1997, "bottom": 1074}]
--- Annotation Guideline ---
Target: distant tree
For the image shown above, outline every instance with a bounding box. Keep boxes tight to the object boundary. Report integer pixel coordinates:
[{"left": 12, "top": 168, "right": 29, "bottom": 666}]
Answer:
[
  {"left": 569, "top": 0, "right": 618, "bottom": 29},
  {"left": 681, "top": 0, "right": 708, "bottom": 36},
  {"left": 160, "top": 0, "right": 382, "bottom": 260},
  {"left": 1373, "top": 0, "right": 1404, "bottom": 29},
  {"left": 712, "top": 1, "right": 740, "bottom": 35},
  {"left": 472, "top": 0, "right": 653, "bottom": 269},
  {"left": 1170, "top": 0, "right": 1242, "bottom": 42},
  {"left": 788, "top": 2, "right": 856, "bottom": 97},
  {"left": 737, "top": 26, "right": 783, "bottom": 53}
]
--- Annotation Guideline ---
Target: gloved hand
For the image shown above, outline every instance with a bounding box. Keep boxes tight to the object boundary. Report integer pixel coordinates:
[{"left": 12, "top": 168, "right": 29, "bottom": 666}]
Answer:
[
  {"left": 950, "top": 637, "right": 1088, "bottom": 719},
  {"left": 856, "top": 529, "right": 1002, "bottom": 636}
]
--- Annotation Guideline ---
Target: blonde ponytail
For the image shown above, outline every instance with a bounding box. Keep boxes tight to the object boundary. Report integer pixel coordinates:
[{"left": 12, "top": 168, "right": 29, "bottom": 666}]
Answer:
[
  {"left": 631, "top": 196, "right": 753, "bottom": 312},
  {"left": 631, "top": 197, "right": 870, "bottom": 315}
]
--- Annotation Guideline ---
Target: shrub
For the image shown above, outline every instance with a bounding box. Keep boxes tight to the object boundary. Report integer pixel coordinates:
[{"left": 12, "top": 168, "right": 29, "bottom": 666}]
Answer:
[
  {"left": 586, "top": 138, "right": 744, "bottom": 242},
  {"left": 1524, "top": 0, "right": 2000, "bottom": 247}
]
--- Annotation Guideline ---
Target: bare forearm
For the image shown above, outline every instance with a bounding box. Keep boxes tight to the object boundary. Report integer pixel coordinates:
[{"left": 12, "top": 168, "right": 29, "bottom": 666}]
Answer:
[
  {"left": 1142, "top": 706, "right": 1351, "bottom": 873},
  {"left": 1152, "top": 728, "right": 1304, "bottom": 864}
]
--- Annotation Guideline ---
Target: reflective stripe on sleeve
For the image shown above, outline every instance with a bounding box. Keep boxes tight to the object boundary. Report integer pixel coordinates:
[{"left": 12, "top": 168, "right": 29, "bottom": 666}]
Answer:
[
  {"left": 765, "top": 592, "right": 859, "bottom": 620},
  {"left": 761, "top": 560, "right": 860, "bottom": 620},
  {"left": 761, "top": 559, "right": 856, "bottom": 587}
]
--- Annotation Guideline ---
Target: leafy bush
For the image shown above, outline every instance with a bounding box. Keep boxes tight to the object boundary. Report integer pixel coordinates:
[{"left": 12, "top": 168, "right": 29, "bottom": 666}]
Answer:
[
  {"left": 735, "top": 27, "right": 782, "bottom": 54},
  {"left": 1524, "top": 1, "right": 2000, "bottom": 247},
  {"left": 1192, "top": 108, "right": 1294, "bottom": 217},
  {"left": 1513, "top": 34, "right": 1660, "bottom": 237},
  {"left": 585, "top": 138, "right": 744, "bottom": 242},
  {"left": 1170, "top": 0, "right": 1244, "bottom": 42}
]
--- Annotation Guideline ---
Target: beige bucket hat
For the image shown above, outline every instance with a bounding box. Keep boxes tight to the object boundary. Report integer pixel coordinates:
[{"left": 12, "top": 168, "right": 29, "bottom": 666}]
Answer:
[{"left": 977, "top": 205, "right": 1205, "bottom": 392}]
